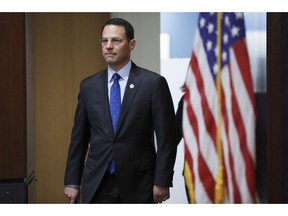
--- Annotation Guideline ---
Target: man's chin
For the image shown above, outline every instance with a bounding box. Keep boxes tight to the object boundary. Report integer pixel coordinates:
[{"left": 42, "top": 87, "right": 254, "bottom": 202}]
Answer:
[
  {"left": 104, "top": 58, "right": 116, "bottom": 64},
  {"left": 105, "top": 60, "right": 120, "bottom": 68}
]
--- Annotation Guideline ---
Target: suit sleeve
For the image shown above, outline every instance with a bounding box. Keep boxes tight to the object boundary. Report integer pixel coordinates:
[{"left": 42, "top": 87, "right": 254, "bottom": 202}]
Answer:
[
  {"left": 152, "top": 76, "right": 177, "bottom": 187},
  {"left": 64, "top": 82, "right": 91, "bottom": 186},
  {"left": 176, "top": 95, "right": 184, "bottom": 144}
]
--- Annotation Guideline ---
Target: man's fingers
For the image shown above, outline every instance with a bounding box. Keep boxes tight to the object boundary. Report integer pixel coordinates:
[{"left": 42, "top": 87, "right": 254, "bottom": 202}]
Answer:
[
  {"left": 64, "top": 187, "right": 79, "bottom": 204},
  {"left": 154, "top": 194, "right": 169, "bottom": 203},
  {"left": 70, "top": 197, "right": 76, "bottom": 204},
  {"left": 153, "top": 185, "right": 170, "bottom": 203}
]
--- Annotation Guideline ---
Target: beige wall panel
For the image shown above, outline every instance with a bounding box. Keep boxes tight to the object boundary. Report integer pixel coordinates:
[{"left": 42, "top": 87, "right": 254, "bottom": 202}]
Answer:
[{"left": 32, "top": 13, "right": 110, "bottom": 203}]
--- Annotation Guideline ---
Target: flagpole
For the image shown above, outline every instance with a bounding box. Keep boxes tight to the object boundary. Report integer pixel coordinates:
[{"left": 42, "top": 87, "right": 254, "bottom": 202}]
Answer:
[{"left": 215, "top": 12, "right": 224, "bottom": 204}]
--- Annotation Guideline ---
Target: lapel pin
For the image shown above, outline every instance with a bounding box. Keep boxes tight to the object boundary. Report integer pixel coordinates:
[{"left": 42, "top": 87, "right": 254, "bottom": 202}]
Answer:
[{"left": 129, "top": 84, "right": 134, "bottom": 89}]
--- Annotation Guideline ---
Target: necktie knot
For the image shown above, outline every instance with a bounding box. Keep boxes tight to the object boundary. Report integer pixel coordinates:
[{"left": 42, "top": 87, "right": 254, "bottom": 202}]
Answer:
[{"left": 112, "top": 73, "right": 121, "bottom": 82}]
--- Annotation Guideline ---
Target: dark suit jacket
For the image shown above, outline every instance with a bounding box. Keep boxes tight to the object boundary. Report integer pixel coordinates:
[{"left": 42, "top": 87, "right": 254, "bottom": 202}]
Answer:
[
  {"left": 64, "top": 62, "right": 177, "bottom": 203},
  {"left": 176, "top": 95, "right": 184, "bottom": 145}
]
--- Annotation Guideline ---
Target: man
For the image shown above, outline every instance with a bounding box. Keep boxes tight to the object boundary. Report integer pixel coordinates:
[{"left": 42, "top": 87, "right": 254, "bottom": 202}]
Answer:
[{"left": 64, "top": 18, "right": 177, "bottom": 203}]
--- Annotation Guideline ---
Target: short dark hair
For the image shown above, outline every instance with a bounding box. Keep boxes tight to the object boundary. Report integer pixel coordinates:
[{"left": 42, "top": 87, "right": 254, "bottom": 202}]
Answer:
[{"left": 101, "top": 18, "right": 134, "bottom": 41}]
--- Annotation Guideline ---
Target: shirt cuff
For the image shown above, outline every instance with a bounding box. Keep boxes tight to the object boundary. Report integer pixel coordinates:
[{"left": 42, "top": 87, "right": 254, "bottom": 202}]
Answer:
[{"left": 65, "top": 185, "right": 80, "bottom": 189}]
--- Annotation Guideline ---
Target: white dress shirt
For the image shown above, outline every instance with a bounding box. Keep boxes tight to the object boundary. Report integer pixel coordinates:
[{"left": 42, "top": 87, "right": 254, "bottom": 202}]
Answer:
[{"left": 107, "top": 61, "right": 131, "bottom": 103}]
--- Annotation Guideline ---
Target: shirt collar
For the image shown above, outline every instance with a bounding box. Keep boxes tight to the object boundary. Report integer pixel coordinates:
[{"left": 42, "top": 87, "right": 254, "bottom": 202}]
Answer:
[{"left": 108, "top": 61, "right": 132, "bottom": 83}]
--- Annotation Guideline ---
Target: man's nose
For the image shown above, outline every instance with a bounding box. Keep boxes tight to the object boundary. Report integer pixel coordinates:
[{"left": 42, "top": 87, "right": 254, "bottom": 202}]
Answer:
[{"left": 105, "top": 40, "right": 114, "bottom": 48}]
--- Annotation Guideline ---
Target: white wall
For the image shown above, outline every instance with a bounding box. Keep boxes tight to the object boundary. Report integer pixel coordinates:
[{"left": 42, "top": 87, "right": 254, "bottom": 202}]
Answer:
[{"left": 161, "top": 58, "right": 190, "bottom": 204}]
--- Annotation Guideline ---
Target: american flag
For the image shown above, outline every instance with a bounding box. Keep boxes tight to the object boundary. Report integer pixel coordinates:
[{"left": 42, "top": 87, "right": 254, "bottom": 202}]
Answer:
[{"left": 182, "top": 12, "right": 256, "bottom": 203}]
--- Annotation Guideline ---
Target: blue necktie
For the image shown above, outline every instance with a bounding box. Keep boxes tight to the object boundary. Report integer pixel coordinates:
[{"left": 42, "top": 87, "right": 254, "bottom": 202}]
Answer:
[{"left": 108, "top": 73, "right": 121, "bottom": 174}]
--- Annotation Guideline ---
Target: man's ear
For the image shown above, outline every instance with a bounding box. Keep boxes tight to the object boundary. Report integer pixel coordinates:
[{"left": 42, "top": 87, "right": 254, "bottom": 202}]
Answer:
[{"left": 129, "top": 39, "right": 136, "bottom": 51}]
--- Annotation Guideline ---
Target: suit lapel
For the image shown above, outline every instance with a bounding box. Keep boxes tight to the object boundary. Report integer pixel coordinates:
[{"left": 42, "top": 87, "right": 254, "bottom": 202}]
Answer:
[
  {"left": 96, "top": 70, "right": 115, "bottom": 135},
  {"left": 116, "top": 64, "right": 142, "bottom": 134}
]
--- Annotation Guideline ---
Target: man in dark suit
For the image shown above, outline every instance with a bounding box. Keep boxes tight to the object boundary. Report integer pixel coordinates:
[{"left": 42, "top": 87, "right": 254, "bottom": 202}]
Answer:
[{"left": 64, "top": 18, "right": 177, "bottom": 203}]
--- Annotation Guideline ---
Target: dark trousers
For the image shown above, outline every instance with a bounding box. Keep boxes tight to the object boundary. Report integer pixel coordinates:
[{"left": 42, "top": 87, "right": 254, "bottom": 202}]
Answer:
[{"left": 91, "top": 171, "right": 121, "bottom": 203}]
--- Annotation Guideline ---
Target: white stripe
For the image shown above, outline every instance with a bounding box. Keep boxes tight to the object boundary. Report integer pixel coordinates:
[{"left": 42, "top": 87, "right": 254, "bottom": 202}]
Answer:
[
  {"left": 230, "top": 48, "right": 256, "bottom": 162},
  {"left": 187, "top": 64, "right": 218, "bottom": 181},
  {"left": 229, "top": 48, "right": 255, "bottom": 202},
  {"left": 194, "top": 29, "right": 218, "bottom": 125},
  {"left": 182, "top": 102, "right": 211, "bottom": 203},
  {"left": 192, "top": 31, "right": 218, "bottom": 178},
  {"left": 223, "top": 61, "right": 251, "bottom": 203},
  {"left": 220, "top": 66, "right": 234, "bottom": 202},
  {"left": 184, "top": 69, "right": 213, "bottom": 203},
  {"left": 226, "top": 75, "right": 245, "bottom": 202}
]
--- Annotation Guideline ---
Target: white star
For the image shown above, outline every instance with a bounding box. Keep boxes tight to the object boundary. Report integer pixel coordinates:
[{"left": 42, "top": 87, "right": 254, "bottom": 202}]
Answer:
[
  {"left": 199, "top": 17, "right": 206, "bottom": 28},
  {"left": 235, "top": 12, "right": 243, "bottom": 20},
  {"left": 223, "top": 33, "right": 229, "bottom": 44},
  {"left": 206, "top": 40, "right": 213, "bottom": 51},
  {"left": 224, "top": 15, "right": 230, "bottom": 27},
  {"left": 222, "top": 51, "right": 228, "bottom": 62},
  {"left": 231, "top": 25, "right": 240, "bottom": 37},
  {"left": 207, "top": 23, "right": 214, "bottom": 34},
  {"left": 213, "top": 63, "right": 218, "bottom": 74},
  {"left": 214, "top": 45, "right": 218, "bottom": 57}
]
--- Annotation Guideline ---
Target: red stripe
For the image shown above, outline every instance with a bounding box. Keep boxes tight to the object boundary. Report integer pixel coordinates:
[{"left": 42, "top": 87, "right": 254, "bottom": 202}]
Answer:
[
  {"left": 232, "top": 40, "right": 256, "bottom": 114},
  {"left": 184, "top": 87, "right": 215, "bottom": 202},
  {"left": 190, "top": 54, "right": 217, "bottom": 148},
  {"left": 228, "top": 65, "right": 256, "bottom": 203},
  {"left": 221, "top": 68, "right": 242, "bottom": 203},
  {"left": 185, "top": 55, "right": 216, "bottom": 202}
]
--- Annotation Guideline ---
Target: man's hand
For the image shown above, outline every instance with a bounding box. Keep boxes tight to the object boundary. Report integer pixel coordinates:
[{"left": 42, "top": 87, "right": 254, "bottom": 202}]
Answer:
[
  {"left": 153, "top": 185, "right": 170, "bottom": 203},
  {"left": 64, "top": 186, "right": 79, "bottom": 203}
]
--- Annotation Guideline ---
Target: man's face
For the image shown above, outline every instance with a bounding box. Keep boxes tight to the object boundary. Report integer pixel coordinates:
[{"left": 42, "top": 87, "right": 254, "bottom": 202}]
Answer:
[{"left": 101, "top": 25, "right": 135, "bottom": 71}]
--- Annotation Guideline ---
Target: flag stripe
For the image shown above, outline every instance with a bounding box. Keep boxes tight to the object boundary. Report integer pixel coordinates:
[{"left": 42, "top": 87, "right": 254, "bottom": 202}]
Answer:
[
  {"left": 229, "top": 66, "right": 254, "bottom": 202},
  {"left": 184, "top": 85, "right": 215, "bottom": 202},
  {"left": 191, "top": 30, "right": 219, "bottom": 179},
  {"left": 233, "top": 40, "right": 256, "bottom": 113},
  {"left": 220, "top": 79, "right": 242, "bottom": 203},
  {"left": 229, "top": 48, "right": 256, "bottom": 202},
  {"left": 190, "top": 55, "right": 217, "bottom": 148}
]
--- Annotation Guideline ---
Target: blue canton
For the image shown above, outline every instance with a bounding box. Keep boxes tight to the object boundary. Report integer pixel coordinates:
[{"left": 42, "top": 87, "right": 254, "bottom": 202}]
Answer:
[{"left": 198, "top": 12, "right": 246, "bottom": 80}]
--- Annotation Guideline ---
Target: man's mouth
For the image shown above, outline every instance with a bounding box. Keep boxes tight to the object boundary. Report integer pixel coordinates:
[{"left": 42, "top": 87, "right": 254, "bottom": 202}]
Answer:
[{"left": 105, "top": 53, "right": 116, "bottom": 56}]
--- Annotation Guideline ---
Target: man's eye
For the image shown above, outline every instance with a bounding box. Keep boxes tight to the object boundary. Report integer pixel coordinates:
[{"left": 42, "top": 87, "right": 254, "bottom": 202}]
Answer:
[
  {"left": 111, "top": 38, "right": 122, "bottom": 44},
  {"left": 100, "top": 38, "right": 123, "bottom": 46}
]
